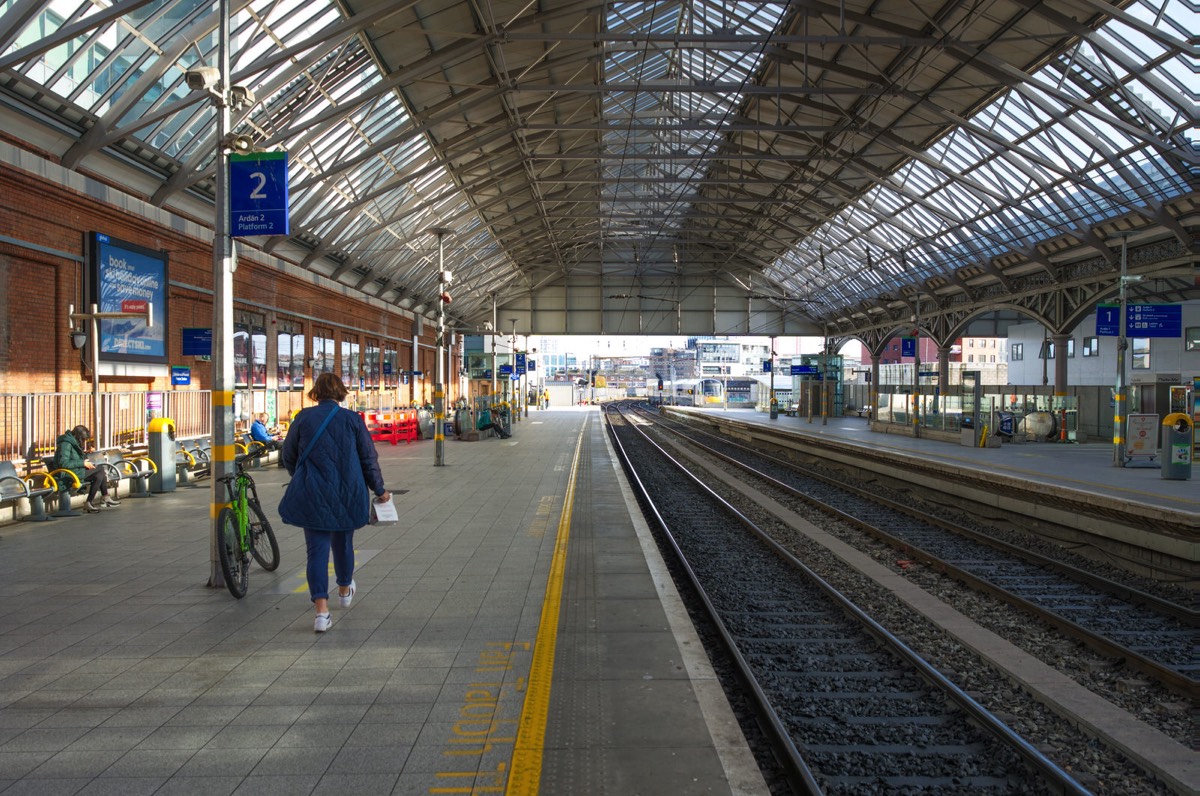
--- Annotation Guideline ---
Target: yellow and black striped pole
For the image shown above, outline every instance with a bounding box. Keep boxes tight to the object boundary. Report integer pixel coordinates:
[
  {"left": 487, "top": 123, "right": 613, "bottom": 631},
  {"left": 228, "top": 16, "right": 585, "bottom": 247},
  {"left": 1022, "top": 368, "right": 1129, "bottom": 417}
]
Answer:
[
  {"left": 1113, "top": 235, "right": 1129, "bottom": 467},
  {"left": 430, "top": 227, "right": 452, "bottom": 467}
]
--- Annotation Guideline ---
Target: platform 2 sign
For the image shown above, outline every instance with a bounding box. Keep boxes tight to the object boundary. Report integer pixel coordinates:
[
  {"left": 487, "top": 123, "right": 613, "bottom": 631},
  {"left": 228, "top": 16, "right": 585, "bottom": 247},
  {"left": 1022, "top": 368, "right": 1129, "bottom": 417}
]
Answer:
[{"left": 230, "top": 151, "right": 289, "bottom": 237}]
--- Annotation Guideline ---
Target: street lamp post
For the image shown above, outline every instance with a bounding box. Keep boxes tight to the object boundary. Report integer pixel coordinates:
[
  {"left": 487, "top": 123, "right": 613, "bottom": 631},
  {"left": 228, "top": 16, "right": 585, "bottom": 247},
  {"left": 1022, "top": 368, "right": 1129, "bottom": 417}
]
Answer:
[
  {"left": 429, "top": 227, "right": 453, "bottom": 467},
  {"left": 68, "top": 302, "right": 153, "bottom": 447}
]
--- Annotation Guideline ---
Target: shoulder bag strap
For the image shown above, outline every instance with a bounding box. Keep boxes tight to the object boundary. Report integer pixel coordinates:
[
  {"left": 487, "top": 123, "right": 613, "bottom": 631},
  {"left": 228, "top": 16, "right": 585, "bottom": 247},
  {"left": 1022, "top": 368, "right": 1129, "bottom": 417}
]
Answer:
[{"left": 295, "top": 406, "right": 338, "bottom": 470}]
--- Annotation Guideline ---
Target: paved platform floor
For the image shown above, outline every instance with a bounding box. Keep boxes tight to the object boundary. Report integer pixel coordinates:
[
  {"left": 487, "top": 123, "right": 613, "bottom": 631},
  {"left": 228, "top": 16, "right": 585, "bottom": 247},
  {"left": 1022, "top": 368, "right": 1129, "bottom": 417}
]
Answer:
[
  {"left": 672, "top": 407, "right": 1198, "bottom": 518},
  {"left": 0, "top": 407, "right": 765, "bottom": 795}
]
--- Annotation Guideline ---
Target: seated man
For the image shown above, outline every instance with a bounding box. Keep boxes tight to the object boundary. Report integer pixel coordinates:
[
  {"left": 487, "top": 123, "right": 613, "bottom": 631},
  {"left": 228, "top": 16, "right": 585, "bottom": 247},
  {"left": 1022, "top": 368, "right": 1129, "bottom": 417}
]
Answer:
[
  {"left": 476, "top": 407, "right": 510, "bottom": 439},
  {"left": 249, "top": 413, "right": 281, "bottom": 452}
]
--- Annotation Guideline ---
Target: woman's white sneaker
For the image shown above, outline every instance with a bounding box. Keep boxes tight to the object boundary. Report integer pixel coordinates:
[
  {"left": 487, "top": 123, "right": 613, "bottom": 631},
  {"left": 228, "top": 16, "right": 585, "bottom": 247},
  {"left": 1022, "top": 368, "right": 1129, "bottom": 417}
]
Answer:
[
  {"left": 338, "top": 580, "right": 356, "bottom": 608},
  {"left": 314, "top": 613, "right": 331, "bottom": 632}
]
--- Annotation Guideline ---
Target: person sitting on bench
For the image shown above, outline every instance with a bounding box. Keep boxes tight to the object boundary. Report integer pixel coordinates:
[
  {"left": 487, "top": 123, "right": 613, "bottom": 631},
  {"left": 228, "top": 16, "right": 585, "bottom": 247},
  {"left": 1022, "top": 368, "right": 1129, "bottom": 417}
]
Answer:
[
  {"left": 476, "top": 407, "right": 510, "bottom": 439},
  {"left": 250, "top": 413, "right": 281, "bottom": 451},
  {"left": 54, "top": 425, "right": 119, "bottom": 513}
]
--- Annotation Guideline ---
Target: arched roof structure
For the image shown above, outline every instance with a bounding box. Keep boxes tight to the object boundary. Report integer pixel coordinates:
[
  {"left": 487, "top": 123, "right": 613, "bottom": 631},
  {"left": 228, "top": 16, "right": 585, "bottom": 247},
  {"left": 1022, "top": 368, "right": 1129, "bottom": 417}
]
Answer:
[{"left": 2, "top": 0, "right": 1195, "bottom": 336}]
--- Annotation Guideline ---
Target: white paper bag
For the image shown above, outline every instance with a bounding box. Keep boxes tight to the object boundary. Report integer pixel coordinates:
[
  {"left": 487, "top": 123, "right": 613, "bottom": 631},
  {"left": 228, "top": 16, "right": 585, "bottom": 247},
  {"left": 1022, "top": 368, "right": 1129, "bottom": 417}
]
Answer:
[{"left": 370, "top": 495, "right": 398, "bottom": 525}]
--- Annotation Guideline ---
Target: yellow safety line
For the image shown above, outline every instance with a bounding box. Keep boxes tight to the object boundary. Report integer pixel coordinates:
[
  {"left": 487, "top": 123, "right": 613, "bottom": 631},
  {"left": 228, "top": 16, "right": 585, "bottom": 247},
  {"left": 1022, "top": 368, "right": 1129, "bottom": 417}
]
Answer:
[{"left": 505, "top": 418, "right": 587, "bottom": 795}]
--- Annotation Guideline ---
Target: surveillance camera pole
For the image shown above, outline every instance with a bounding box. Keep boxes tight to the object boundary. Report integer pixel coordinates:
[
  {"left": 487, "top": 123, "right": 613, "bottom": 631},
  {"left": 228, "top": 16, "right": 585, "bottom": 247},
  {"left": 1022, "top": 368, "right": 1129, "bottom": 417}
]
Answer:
[
  {"left": 204, "top": 0, "right": 236, "bottom": 589},
  {"left": 1113, "top": 235, "right": 1131, "bottom": 467},
  {"left": 429, "top": 227, "right": 452, "bottom": 467}
]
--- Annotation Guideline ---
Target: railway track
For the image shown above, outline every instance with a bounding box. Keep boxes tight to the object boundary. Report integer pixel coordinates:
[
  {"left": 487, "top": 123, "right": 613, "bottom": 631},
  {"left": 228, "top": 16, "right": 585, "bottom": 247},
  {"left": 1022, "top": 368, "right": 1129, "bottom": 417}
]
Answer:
[
  {"left": 604, "top": 404, "right": 1089, "bottom": 795},
  {"left": 631, "top": 404, "right": 1198, "bottom": 698}
]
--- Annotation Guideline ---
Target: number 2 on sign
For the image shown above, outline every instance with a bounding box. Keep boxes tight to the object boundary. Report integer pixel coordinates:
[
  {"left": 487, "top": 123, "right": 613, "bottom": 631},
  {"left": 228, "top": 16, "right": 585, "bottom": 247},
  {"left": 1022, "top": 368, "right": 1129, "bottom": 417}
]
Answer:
[{"left": 249, "top": 171, "right": 267, "bottom": 199}]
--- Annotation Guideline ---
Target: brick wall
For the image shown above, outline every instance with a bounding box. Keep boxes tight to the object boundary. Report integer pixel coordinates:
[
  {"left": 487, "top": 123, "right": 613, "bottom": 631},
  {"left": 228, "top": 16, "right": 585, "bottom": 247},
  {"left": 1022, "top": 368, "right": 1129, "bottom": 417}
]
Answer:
[{"left": 0, "top": 164, "right": 435, "bottom": 399}]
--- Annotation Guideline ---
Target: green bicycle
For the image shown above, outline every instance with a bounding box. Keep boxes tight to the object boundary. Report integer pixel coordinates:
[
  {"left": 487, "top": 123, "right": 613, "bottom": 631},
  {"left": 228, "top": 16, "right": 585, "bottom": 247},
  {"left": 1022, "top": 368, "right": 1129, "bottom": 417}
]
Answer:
[{"left": 216, "top": 446, "right": 281, "bottom": 598}]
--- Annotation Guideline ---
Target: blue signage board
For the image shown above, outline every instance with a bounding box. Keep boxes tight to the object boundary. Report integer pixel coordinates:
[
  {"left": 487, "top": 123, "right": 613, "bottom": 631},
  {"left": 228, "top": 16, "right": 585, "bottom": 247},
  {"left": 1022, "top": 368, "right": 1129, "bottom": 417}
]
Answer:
[
  {"left": 1097, "top": 304, "right": 1182, "bottom": 337},
  {"left": 171, "top": 366, "right": 191, "bottom": 386},
  {"left": 229, "top": 151, "right": 289, "bottom": 237},
  {"left": 181, "top": 327, "right": 212, "bottom": 356},
  {"left": 901, "top": 337, "right": 916, "bottom": 357},
  {"left": 1126, "top": 304, "right": 1181, "bottom": 337},
  {"left": 511, "top": 374, "right": 520, "bottom": 381},
  {"left": 1096, "top": 304, "right": 1119, "bottom": 336},
  {"left": 515, "top": 352, "right": 527, "bottom": 375},
  {"left": 762, "top": 360, "right": 772, "bottom": 373},
  {"left": 500, "top": 364, "right": 513, "bottom": 376},
  {"left": 527, "top": 360, "right": 536, "bottom": 371},
  {"left": 790, "top": 364, "right": 818, "bottom": 375}
]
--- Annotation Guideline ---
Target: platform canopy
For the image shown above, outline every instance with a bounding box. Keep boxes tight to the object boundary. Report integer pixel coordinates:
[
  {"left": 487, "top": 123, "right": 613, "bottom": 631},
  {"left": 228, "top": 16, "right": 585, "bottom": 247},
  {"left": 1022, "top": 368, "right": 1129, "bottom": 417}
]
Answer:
[{"left": 1, "top": 0, "right": 1195, "bottom": 336}]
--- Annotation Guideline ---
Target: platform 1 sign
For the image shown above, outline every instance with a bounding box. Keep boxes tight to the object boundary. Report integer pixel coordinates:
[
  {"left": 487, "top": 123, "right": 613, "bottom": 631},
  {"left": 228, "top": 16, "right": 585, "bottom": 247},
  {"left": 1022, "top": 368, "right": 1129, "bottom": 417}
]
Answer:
[
  {"left": 1096, "top": 304, "right": 1181, "bottom": 337},
  {"left": 230, "top": 151, "right": 289, "bottom": 237}
]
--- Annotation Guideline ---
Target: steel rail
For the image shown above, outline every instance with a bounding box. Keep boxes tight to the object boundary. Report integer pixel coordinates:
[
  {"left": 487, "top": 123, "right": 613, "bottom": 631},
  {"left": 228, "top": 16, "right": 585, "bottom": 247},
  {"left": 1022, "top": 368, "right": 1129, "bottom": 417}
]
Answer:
[
  {"left": 638, "top": 405, "right": 1199, "bottom": 698},
  {"left": 607, "top": 404, "right": 1091, "bottom": 795}
]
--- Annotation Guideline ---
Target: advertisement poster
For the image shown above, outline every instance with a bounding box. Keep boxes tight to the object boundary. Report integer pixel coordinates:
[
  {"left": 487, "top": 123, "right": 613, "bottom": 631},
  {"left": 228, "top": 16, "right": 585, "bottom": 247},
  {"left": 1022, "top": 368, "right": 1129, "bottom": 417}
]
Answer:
[{"left": 90, "top": 232, "right": 168, "bottom": 363}]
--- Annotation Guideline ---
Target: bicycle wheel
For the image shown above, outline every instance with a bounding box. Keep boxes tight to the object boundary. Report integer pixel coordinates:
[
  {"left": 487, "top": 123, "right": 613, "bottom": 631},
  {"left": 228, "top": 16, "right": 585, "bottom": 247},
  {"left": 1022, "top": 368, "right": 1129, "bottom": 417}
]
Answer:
[
  {"left": 247, "top": 499, "right": 281, "bottom": 571},
  {"left": 216, "top": 507, "right": 249, "bottom": 598}
]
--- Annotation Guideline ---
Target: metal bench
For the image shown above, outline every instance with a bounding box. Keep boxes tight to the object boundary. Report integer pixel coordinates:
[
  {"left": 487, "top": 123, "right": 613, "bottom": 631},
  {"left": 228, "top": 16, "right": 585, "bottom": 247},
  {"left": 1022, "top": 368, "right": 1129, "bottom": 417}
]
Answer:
[
  {"left": 0, "top": 460, "right": 56, "bottom": 522},
  {"left": 88, "top": 450, "right": 157, "bottom": 498}
]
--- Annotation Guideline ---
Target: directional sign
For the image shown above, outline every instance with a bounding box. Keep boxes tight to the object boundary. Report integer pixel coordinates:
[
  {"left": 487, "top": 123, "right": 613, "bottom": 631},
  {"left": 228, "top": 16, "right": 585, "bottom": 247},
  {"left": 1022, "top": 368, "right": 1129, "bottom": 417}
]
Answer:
[
  {"left": 901, "top": 337, "right": 916, "bottom": 357},
  {"left": 1126, "top": 304, "right": 1181, "bottom": 337},
  {"left": 171, "top": 366, "right": 191, "bottom": 386},
  {"left": 1097, "top": 304, "right": 1182, "bottom": 337},
  {"left": 230, "top": 151, "right": 289, "bottom": 237},
  {"left": 791, "top": 364, "right": 818, "bottom": 375},
  {"left": 499, "top": 364, "right": 513, "bottom": 376},
  {"left": 762, "top": 360, "right": 772, "bottom": 373},
  {"left": 515, "top": 352, "right": 527, "bottom": 375}
]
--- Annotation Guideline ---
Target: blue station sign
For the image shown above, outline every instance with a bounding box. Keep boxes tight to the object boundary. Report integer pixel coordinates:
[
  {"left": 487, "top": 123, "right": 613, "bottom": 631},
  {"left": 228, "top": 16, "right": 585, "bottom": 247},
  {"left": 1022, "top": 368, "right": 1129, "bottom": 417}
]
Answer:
[
  {"left": 1097, "top": 304, "right": 1182, "bottom": 337},
  {"left": 230, "top": 151, "right": 290, "bottom": 237},
  {"left": 791, "top": 364, "right": 818, "bottom": 375},
  {"left": 1126, "top": 304, "right": 1181, "bottom": 337}
]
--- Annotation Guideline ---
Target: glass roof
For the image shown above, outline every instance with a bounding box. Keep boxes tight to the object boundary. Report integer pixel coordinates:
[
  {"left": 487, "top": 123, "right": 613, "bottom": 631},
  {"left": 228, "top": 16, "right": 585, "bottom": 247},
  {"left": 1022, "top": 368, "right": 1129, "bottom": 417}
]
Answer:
[{"left": 1, "top": 0, "right": 1194, "bottom": 328}]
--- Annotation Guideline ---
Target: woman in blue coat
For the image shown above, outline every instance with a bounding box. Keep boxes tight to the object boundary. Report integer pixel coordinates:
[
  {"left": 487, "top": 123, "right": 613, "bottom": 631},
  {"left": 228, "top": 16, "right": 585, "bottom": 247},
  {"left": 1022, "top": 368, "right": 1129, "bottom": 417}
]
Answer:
[{"left": 280, "top": 373, "right": 390, "bottom": 632}]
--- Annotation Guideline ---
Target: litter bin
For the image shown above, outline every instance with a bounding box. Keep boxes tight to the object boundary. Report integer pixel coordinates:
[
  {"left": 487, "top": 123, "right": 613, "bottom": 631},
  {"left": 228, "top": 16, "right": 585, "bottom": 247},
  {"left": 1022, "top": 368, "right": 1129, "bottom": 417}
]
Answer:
[
  {"left": 769, "top": 397, "right": 778, "bottom": 420},
  {"left": 148, "top": 417, "right": 177, "bottom": 493},
  {"left": 1161, "top": 413, "right": 1193, "bottom": 480}
]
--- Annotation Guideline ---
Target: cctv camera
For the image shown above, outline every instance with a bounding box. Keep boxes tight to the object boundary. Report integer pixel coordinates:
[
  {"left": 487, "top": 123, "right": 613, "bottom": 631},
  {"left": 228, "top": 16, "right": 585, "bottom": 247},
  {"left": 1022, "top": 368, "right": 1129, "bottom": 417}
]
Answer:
[
  {"left": 229, "top": 85, "right": 256, "bottom": 109},
  {"left": 484, "top": 322, "right": 493, "bottom": 332},
  {"left": 185, "top": 67, "right": 220, "bottom": 92}
]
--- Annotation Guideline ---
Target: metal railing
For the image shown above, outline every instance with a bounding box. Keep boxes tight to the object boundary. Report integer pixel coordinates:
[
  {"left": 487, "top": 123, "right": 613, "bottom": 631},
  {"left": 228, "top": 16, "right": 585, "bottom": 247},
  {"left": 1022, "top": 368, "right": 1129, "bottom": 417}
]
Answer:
[
  {"left": 1, "top": 387, "right": 422, "bottom": 465},
  {"left": 1, "top": 391, "right": 216, "bottom": 463}
]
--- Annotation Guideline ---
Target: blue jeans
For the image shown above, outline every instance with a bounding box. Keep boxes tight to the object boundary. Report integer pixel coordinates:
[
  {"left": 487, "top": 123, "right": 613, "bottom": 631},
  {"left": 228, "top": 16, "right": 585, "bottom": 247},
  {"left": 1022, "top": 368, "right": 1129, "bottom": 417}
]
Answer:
[{"left": 304, "top": 528, "right": 355, "bottom": 602}]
